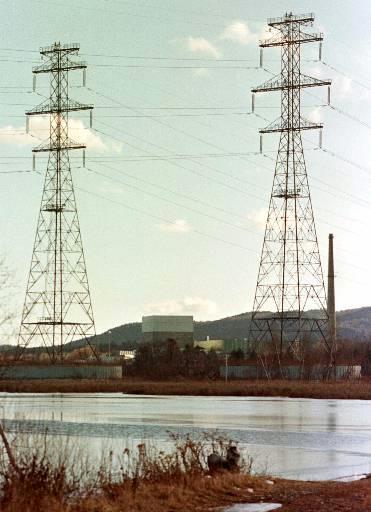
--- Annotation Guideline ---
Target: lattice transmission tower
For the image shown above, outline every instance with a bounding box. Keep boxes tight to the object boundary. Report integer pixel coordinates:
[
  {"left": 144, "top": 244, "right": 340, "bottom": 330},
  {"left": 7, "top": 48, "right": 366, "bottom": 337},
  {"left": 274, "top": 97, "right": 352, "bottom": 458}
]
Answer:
[
  {"left": 249, "top": 13, "right": 333, "bottom": 357},
  {"left": 17, "top": 42, "right": 98, "bottom": 363}
]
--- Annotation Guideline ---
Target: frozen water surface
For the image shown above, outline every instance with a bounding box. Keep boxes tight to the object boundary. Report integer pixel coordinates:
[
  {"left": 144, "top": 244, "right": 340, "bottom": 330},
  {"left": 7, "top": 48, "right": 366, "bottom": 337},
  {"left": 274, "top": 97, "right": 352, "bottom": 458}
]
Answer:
[
  {"left": 1, "top": 393, "right": 371, "bottom": 480},
  {"left": 223, "top": 504, "right": 281, "bottom": 512}
]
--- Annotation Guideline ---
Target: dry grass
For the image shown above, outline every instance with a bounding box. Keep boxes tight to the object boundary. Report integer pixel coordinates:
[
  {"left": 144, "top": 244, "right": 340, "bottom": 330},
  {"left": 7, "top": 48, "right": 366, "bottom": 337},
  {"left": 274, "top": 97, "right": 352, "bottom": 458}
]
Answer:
[
  {"left": 0, "top": 426, "right": 254, "bottom": 512},
  {"left": 0, "top": 377, "right": 370, "bottom": 399},
  {"left": 76, "top": 474, "right": 371, "bottom": 512},
  {"left": 1, "top": 422, "right": 371, "bottom": 511},
  {"left": 3, "top": 473, "right": 371, "bottom": 512}
]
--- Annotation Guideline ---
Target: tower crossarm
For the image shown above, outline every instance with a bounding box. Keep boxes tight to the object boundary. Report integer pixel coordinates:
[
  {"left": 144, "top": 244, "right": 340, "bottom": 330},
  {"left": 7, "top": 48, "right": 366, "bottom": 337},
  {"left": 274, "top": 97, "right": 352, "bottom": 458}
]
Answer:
[
  {"left": 259, "top": 116, "right": 323, "bottom": 134},
  {"left": 252, "top": 74, "right": 331, "bottom": 94},
  {"left": 33, "top": 61, "right": 87, "bottom": 74},
  {"left": 26, "top": 98, "right": 93, "bottom": 116},
  {"left": 259, "top": 32, "right": 323, "bottom": 48},
  {"left": 39, "top": 42, "right": 81, "bottom": 55},
  {"left": 267, "top": 12, "right": 315, "bottom": 26},
  {"left": 32, "top": 139, "right": 87, "bottom": 153}
]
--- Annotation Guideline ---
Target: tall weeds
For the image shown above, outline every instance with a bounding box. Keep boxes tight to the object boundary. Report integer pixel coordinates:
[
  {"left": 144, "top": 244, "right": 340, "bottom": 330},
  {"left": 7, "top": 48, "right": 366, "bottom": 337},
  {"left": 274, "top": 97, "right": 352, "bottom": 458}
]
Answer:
[
  {"left": 0, "top": 422, "right": 252, "bottom": 511},
  {"left": 0, "top": 422, "right": 96, "bottom": 509}
]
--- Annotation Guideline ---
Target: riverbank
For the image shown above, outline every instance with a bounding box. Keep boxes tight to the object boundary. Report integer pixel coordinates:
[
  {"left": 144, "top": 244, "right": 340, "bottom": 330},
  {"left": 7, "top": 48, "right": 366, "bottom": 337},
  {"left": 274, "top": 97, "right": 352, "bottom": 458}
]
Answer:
[
  {"left": 0, "top": 377, "right": 370, "bottom": 399},
  {"left": 1, "top": 417, "right": 370, "bottom": 511},
  {"left": 2, "top": 468, "right": 371, "bottom": 511},
  {"left": 78, "top": 474, "right": 371, "bottom": 512}
]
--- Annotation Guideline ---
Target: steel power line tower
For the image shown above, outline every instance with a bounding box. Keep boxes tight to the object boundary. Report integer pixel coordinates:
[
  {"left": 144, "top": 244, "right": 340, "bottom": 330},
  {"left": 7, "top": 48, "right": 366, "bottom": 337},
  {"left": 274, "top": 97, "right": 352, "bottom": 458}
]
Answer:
[
  {"left": 17, "top": 42, "right": 97, "bottom": 363},
  {"left": 249, "top": 13, "right": 332, "bottom": 357}
]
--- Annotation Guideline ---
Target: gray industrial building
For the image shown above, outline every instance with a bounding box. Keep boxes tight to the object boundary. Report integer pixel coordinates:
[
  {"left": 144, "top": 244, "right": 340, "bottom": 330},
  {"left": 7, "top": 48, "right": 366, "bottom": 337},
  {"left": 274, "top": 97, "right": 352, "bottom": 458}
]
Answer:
[
  {"left": 0, "top": 365, "right": 122, "bottom": 380},
  {"left": 141, "top": 315, "right": 194, "bottom": 349},
  {"left": 220, "top": 364, "right": 361, "bottom": 380}
]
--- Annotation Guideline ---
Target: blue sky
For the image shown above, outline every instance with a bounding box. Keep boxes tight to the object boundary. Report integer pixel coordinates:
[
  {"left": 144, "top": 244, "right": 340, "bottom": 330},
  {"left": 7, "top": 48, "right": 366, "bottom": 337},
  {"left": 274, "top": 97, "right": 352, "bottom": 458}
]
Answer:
[{"left": 1, "top": 0, "right": 371, "bottom": 338}]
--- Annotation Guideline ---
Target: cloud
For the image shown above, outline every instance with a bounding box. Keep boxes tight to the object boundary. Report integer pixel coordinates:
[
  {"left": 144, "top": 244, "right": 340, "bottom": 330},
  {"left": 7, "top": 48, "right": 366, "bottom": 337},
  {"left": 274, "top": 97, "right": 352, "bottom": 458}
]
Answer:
[
  {"left": 307, "top": 64, "right": 353, "bottom": 101},
  {"left": 0, "top": 116, "right": 111, "bottom": 152},
  {"left": 144, "top": 296, "right": 218, "bottom": 319},
  {"left": 334, "top": 76, "right": 352, "bottom": 98},
  {"left": 307, "top": 64, "right": 323, "bottom": 78},
  {"left": 259, "top": 24, "right": 272, "bottom": 42},
  {"left": 247, "top": 207, "right": 267, "bottom": 230},
  {"left": 0, "top": 125, "right": 33, "bottom": 146},
  {"left": 221, "top": 21, "right": 258, "bottom": 45},
  {"left": 187, "top": 37, "right": 220, "bottom": 58},
  {"left": 98, "top": 183, "right": 124, "bottom": 196},
  {"left": 192, "top": 67, "right": 209, "bottom": 77},
  {"left": 158, "top": 219, "right": 191, "bottom": 233},
  {"left": 308, "top": 107, "right": 323, "bottom": 124},
  {"left": 69, "top": 119, "right": 107, "bottom": 151}
]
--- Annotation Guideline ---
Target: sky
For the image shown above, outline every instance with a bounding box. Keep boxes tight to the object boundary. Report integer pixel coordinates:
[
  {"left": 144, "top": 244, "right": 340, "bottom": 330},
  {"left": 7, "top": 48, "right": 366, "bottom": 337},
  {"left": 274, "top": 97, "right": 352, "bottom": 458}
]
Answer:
[{"left": 0, "top": 0, "right": 371, "bottom": 339}]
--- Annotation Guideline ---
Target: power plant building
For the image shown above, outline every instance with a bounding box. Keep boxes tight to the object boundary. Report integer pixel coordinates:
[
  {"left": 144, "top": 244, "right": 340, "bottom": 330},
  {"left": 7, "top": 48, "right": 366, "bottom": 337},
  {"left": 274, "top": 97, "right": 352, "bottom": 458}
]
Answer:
[
  {"left": 195, "top": 338, "right": 246, "bottom": 353},
  {"left": 141, "top": 315, "right": 194, "bottom": 349}
]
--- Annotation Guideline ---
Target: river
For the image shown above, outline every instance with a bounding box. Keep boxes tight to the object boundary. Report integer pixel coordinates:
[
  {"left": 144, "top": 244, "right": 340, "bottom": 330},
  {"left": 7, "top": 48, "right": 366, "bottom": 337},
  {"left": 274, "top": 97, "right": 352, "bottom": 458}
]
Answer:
[{"left": 1, "top": 393, "right": 370, "bottom": 481}]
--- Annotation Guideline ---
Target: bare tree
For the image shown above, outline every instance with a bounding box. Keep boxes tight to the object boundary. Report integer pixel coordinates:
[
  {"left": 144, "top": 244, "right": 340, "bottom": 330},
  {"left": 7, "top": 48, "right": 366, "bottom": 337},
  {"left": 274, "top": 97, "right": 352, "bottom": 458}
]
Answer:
[{"left": 0, "top": 256, "right": 17, "bottom": 361}]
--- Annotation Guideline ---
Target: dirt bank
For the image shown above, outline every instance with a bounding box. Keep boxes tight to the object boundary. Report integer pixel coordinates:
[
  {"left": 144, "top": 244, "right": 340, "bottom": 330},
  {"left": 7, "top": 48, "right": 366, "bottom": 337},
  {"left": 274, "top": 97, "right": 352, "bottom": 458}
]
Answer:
[{"left": 3, "top": 472, "right": 370, "bottom": 512}]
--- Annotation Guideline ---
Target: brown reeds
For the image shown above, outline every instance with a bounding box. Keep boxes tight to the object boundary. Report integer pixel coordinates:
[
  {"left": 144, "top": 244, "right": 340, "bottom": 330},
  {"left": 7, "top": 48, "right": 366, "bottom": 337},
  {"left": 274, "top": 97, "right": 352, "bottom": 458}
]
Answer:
[
  {"left": 0, "top": 425, "right": 252, "bottom": 511},
  {"left": 0, "top": 377, "right": 370, "bottom": 399},
  {"left": 1, "top": 423, "right": 371, "bottom": 511},
  {"left": 0, "top": 422, "right": 94, "bottom": 510}
]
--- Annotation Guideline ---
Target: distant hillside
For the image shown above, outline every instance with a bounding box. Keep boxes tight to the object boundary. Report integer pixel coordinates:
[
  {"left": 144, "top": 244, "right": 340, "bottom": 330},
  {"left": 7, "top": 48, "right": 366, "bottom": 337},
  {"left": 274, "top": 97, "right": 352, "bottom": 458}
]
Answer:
[
  {"left": 194, "top": 313, "right": 252, "bottom": 341},
  {"left": 195, "top": 308, "right": 371, "bottom": 342},
  {"left": 71, "top": 306, "right": 371, "bottom": 351},
  {"left": 5, "top": 307, "right": 369, "bottom": 354},
  {"left": 337, "top": 307, "right": 371, "bottom": 341}
]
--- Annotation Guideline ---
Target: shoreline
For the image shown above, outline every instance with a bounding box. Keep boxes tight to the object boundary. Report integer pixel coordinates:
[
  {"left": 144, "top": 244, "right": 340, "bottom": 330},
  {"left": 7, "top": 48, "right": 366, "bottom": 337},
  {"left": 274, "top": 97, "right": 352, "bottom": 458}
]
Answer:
[
  {"left": 2, "top": 470, "right": 370, "bottom": 511},
  {"left": 0, "top": 377, "right": 370, "bottom": 399},
  {"left": 1, "top": 383, "right": 370, "bottom": 510},
  {"left": 72, "top": 474, "right": 371, "bottom": 512}
]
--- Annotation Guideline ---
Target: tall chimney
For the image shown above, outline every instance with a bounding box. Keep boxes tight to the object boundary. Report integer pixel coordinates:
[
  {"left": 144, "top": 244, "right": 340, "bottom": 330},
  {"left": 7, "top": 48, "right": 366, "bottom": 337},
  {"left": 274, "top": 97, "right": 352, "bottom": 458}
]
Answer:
[{"left": 327, "top": 233, "right": 336, "bottom": 350}]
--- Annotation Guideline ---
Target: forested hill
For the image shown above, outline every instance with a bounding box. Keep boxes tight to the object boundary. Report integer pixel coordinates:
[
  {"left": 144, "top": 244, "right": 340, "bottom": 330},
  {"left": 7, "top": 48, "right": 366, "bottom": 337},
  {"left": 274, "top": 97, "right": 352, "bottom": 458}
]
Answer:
[
  {"left": 66, "top": 307, "right": 371, "bottom": 351},
  {"left": 197, "top": 307, "right": 371, "bottom": 341}
]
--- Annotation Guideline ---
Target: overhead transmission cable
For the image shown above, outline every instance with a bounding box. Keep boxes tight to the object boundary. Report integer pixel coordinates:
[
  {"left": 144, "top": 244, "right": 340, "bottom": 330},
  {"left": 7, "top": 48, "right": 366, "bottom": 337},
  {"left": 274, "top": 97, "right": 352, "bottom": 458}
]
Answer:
[
  {"left": 76, "top": 186, "right": 259, "bottom": 253},
  {"left": 85, "top": 165, "right": 261, "bottom": 236},
  {"left": 85, "top": 161, "right": 257, "bottom": 223},
  {"left": 86, "top": 85, "right": 371, "bottom": 234}
]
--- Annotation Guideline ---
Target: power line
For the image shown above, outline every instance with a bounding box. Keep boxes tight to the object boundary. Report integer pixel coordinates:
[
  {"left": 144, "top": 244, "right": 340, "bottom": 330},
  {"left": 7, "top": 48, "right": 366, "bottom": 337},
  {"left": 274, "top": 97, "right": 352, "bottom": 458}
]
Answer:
[
  {"left": 93, "top": 124, "right": 268, "bottom": 200},
  {"left": 92, "top": 63, "right": 263, "bottom": 70},
  {"left": 320, "top": 147, "right": 371, "bottom": 177},
  {"left": 88, "top": 87, "right": 275, "bottom": 179},
  {"left": 88, "top": 84, "right": 371, "bottom": 230},
  {"left": 254, "top": 110, "right": 371, "bottom": 209},
  {"left": 320, "top": 60, "right": 371, "bottom": 93},
  {"left": 0, "top": 54, "right": 265, "bottom": 70},
  {"left": 261, "top": 149, "right": 371, "bottom": 211},
  {"left": 13, "top": 158, "right": 368, "bottom": 272},
  {"left": 7, "top": 69, "right": 371, "bottom": 249},
  {"left": 329, "top": 102, "right": 371, "bottom": 131},
  {"left": 90, "top": 122, "right": 367, "bottom": 242},
  {"left": 77, "top": 185, "right": 258, "bottom": 254},
  {"left": 0, "top": 170, "right": 33, "bottom": 174},
  {"left": 304, "top": 86, "right": 371, "bottom": 133},
  {"left": 106, "top": 0, "right": 265, "bottom": 23},
  {"left": 29, "top": 0, "right": 260, "bottom": 30},
  {"left": 91, "top": 157, "right": 366, "bottom": 240},
  {"left": 0, "top": 75, "right": 364, "bottom": 228},
  {"left": 81, "top": 107, "right": 319, "bottom": 118},
  {"left": 85, "top": 165, "right": 261, "bottom": 235},
  {"left": 85, "top": 54, "right": 268, "bottom": 63},
  {"left": 86, "top": 161, "right": 258, "bottom": 224}
]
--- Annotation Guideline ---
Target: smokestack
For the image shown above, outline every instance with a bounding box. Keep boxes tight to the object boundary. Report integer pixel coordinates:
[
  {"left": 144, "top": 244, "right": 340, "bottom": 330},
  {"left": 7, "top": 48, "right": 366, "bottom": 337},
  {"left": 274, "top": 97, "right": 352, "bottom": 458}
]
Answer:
[{"left": 327, "top": 233, "right": 336, "bottom": 349}]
